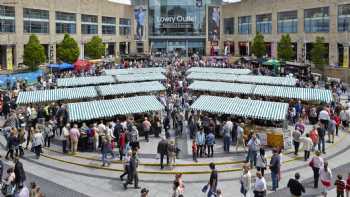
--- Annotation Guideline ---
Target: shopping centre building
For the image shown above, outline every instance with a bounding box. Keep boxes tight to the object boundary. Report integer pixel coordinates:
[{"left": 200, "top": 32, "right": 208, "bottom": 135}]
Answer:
[{"left": 0, "top": 0, "right": 349, "bottom": 70}]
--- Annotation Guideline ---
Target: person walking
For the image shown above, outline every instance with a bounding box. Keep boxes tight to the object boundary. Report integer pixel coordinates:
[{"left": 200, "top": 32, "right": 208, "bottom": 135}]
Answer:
[
  {"left": 120, "top": 150, "right": 131, "bottom": 181},
  {"left": 309, "top": 126, "right": 319, "bottom": 152},
  {"left": 236, "top": 123, "right": 246, "bottom": 152},
  {"left": 196, "top": 129, "right": 205, "bottom": 158},
  {"left": 310, "top": 151, "right": 324, "bottom": 188},
  {"left": 14, "top": 157, "right": 26, "bottom": 189},
  {"left": 292, "top": 129, "right": 301, "bottom": 156},
  {"left": 335, "top": 174, "right": 346, "bottom": 197},
  {"left": 222, "top": 119, "right": 232, "bottom": 152},
  {"left": 142, "top": 117, "right": 151, "bottom": 142},
  {"left": 101, "top": 137, "right": 113, "bottom": 167},
  {"left": 32, "top": 130, "right": 44, "bottom": 159},
  {"left": 206, "top": 132, "right": 215, "bottom": 158},
  {"left": 157, "top": 137, "right": 169, "bottom": 169},
  {"left": 247, "top": 134, "right": 260, "bottom": 168},
  {"left": 269, "top": 148, "right": 281, "bottom": 191},
  {"left": 5, "top": 132, "right": 17, "bottom": 160},
  {"left": 168, "top": 140, "right": 176, "bottom": 169},
  {"left": 240, "top": 164, "right": 252, "bottom": 197},
  {"left": 207, "top": 162, "right": 218, "bottom": 197},
  {"left": 300, "top": 133, "right": 313, "bottom": 161},
  {"left": 327, "top": 118, "right": 336, "bottom": 143},
  {"left": 256, "top": 148, "right": 267, "bottom": 176},
  {"left": 61, "top": 123, "right": 70, "bottom": 154},
  {"left": 334, "top": 113, "right": 341, "bottom": 136},
  {"left": 192, "top": 139, "right": 198, "bottom": 162},
  {"left": 287, "top": 172, "right": 305, "bottom": 197},
  {"left": 253, "top": 171, "right": 266, "bottom": 197},
  {"left": 317, "top": 124, "right": 326, "bottom": 154},
  {"left": 123, "top": 150, "right": 140, "bottom": 189},
  {"left": 69, "top": 124, "right": 80, "bottom": 154},
  {"left": 320, "top": 161, "right": 332, "bottom": 197},
  {"left": 118, "top": 129, "right": 126, "bottom": 161}
]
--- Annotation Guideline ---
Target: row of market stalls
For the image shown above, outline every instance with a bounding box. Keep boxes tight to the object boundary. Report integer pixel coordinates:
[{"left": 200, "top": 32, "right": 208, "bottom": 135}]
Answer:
[{"left": 189, "top": 81, "right": 333, "bottom": 103}]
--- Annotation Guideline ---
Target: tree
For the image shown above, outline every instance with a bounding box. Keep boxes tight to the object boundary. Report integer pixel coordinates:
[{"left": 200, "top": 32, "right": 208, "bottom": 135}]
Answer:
[
  {"left": 23, "top": 34, "right": 46, "bottom": 71},
  {"left": 251, "top": 32, "right": 266, "bottom": 59},
  {"left": 84, "top": 36, "right": 105, "bottom": 59},
  {"left": 311, "top": 36, "right": 327, "bottom": 74},
  {"left": 278, "top": 34, "right": 294, "bottom": 61},
  {"left": 57, "top": 33, "right": 80, "bottom": 64}
]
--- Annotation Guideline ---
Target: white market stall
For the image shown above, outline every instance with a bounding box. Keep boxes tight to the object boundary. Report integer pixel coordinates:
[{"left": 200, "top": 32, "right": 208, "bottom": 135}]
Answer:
[{"left": 187, "top": 67, "right": 251, "bottom": 75}]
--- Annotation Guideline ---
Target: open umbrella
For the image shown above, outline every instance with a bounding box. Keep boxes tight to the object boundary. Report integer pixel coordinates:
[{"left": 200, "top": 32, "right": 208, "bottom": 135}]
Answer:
[{"left": 263, "top": 59, "right": 281, "bottom": 74}]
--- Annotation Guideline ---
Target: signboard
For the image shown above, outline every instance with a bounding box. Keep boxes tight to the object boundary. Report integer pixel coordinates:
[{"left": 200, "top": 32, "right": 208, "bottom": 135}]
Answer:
[
  {"left": 156, "top": 16, "right": 196, "bottom": 29},
  {"left": 283, "top": 130, "right": 292, "bottom": 150},
  {"left": 134, "top": 6, "right": 146, "bottom": 41},
  {"left": 6, "top": 47, "right": 13, "bottom": 71},
  {"left": 343, "top": 46, "right": 349, "bottom": 68},
  {"left": 208, "top": 6, "right": 220, "bottom": 41}
]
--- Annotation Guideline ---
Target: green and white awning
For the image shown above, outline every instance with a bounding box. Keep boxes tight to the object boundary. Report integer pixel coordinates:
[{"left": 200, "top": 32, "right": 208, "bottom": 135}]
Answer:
[
  {"left": 104, "top": 67, "right": 165, "bottom": 75},
  {"left": 187, "top": 73, "right": 297, "bottom": 86},
  {"left": 98, "top": 81, "right": 166, "bottom": 96},
  {"left": 68, "top": 96, "right": 164, "bottom": 122},
  {"left": 16, "top": 86, "right": 98, "bottom": 104},
  {"left": 254, "top": 85, "right": 333, "bottom": 103},
  {"left": 116, "top": 73, "right": 166, "bottom": 82},
  {"left": 57, "top": 76, "right": 116, "bottom": 87},
  {"left": 187, "top": 67, "right": 251, "bottom": 75},
  {"left": 190, "top": 95, "right": 288, "bottom": 121},
  {"left": 189, "top": 81, "right": 254, "bottom": 95}
]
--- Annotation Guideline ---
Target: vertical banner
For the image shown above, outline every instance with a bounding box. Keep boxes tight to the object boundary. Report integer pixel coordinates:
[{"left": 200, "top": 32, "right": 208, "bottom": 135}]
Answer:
[
  {"left": 208, "top": 6, "right": 220, "bottom": 42},
  {"left": 6, "top": 47, "right": 13, "bottom": 71},
  {"left": 343, "top": 46, "right": 349, "bottom": 68},
  {"left": 134, "top": 6, "right": 146, "bottom": 41}
]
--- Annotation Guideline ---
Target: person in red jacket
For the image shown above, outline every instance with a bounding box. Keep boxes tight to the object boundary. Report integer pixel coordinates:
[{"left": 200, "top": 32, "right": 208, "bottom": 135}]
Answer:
[
  {"left": 334, "top": 114, "right": 341, "bottom": 136},
  {"left": 118, "top": 129, "right": 126, "bottom": 161}
]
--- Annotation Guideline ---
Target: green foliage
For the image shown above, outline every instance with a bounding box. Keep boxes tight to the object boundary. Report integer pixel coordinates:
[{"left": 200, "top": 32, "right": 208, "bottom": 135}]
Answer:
[
  {"left": 57, "top": 33, "right": 80, "bottom": 64},
  {"left": 23, "top": 34, "right": 46, "bottom": 71},
  {"left": 251, "top": 32, "right": 266, "bottom": 59},
  {"left": 84, "top": 36, "right": 105, "bottom": 59},
  {"left": 278, "top": 34, "right": 294, "bottom": 61},
  {"left": 311, "top": 36, "right": 327, "bottom": 72}
]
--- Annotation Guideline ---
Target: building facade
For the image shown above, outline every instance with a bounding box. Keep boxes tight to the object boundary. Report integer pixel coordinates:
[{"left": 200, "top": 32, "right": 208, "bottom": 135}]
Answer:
[
  {"left": 1, "top": 0, "right": 350, "bottom": 69},
  {"left": 221, "top": 0, "right": 350, "bottom": 67}
]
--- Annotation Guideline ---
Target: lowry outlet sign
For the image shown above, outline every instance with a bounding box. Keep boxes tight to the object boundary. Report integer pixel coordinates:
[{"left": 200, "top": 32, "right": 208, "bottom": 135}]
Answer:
[{"left": 156, "top": 16, "right": 196, "bottom": 28}]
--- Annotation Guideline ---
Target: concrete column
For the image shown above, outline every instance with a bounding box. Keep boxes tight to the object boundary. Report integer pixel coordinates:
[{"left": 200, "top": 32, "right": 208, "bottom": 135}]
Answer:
[
  {"left": 234, "top": 41, "right": 240, "bottom": 56},
  {"left": 15, "top": 4, "right": 24, "bottom": 67},
  {"left": 329, "top": 3, "right": 338, "bottom": 65},
  {"left": 98, "top": 15, "right": 102, "bottom": 36},
  {"left": 49, "top": 8, "right": 56, "bottom": 63}
]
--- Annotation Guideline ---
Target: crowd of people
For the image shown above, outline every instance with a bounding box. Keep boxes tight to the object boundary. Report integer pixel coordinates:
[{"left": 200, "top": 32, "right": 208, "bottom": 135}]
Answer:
[{"left": 0, "top": 54, "right": 349, "bottom": 197}]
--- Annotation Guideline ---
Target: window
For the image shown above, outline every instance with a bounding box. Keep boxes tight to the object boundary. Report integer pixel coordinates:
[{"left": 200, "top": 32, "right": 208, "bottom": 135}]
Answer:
[
  {"left": 23, "top": 8, "right": 49, "bottom": 33},
  {"left": 56, "top": 12, "right": 76, "bottom": 34},
  {"left": 338, "top": 4, "right": 350, "bottom": 32},
  {"left": 102, "top": 16, "right": 116, "bottom": 35},
  {"left": 81, "top": 14, "right": 98, "bottom": 34},
  {"left": 119, "top": 18, "right": 131, "bottom": 36},
  {"left": 304, "top": 7, "right": 329, "bottom": 33},
  {"left": 278, "top": 10, "right": 298, "bottom": 33},
  {"left": 256, "top": 14, "right": 272, "bottom": 34},
  {"left": 238, "top": 16, "right": 251, "bottom": 34},
  {"left": 0, "top": 5, "right": 15, "bottom": 33},
  {"left": 224, "top": 17, "right": 234, "bottom": 34}
]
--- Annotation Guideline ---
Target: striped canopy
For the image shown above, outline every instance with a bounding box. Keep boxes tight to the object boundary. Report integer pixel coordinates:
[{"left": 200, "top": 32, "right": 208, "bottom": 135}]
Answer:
[
  {"left": 189, "top": 81, "right": 254, "bottom": 95},
  {"left": 16, "top": 86, "right": 98, "bottom": 104},
  {"left": 104, "top": 67, "right": 165, "bottom": 75},
  {"left": 187, "top": 67, "right": 251, "bottom": 75},
  {"left": 115, "top": 73, "right": 166, "bottom": 82},
  {"left": 191, "top": 95, "right": 288, "bottom": 121},
  {"left": 68, "top": 96, "right": 164, "bottom": 122},
  {"left": 254, "top": 85, "right": 333, "bottom": 103},
  {"left": 187, "top": 72, "right": 297, "bottom": 86},
  {"left": 98, "top": 81, "right": 166, "bottom": 96},
  {"left": 57, "top": 76, "right": 116, "bottom": 87}
]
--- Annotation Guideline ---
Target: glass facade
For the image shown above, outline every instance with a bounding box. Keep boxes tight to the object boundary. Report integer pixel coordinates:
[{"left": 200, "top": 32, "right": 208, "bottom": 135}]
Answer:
[
  {"left": 256, "top": 14, "right": 272, "bottom": 34},
  {"left": 23, "top": 8, "right": 49, "bottom": 33},
  {"left": 338, "top": 4, "right": 350, "bottom": 32},
  {"left": 0, "top": 5, "right": 15, "bottom": 33},
  {"left": 304, "top": 7, "right": 329, "bottom": 33},
  {"left": 56, "top": 12, "right": 76, "bottom": 34},
  {"left": 223, "top": 17, "right": 234, "bottom": 34},
  {"left": 102, "top": 16, "right": 116, "bottom": 35},
  {"left": 238, "top": 16, "right": 251, "bottom": 34},
  {"left": 148, "top": 0, "right": 206, "bottom": 36},
  {"left": 81, "top": 14, "right": 98, "bottom": 34},
  {"left": 277, "top": 10, "right": 297, "bottom": 33},
  {"left": 119, "top": 18, "right": 131, "bottom": 35}
]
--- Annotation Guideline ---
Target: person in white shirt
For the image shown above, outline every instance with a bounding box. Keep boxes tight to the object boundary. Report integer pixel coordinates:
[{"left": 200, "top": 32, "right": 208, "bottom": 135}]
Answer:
[
  {"left": 320, "top": 161, "right": 332, "bottom": 196},
  {"left": 236, "top": 124, "right": 246, "bottom": 152},
  {"left": 319, "top": 108, "right": 330, "bottom": 129},
  {"left": 254, "top": 171, "right": 266, "bottom": 197},
  {"left": 300, "top": 133, "right": 313, "bottom": 161},
  {"left": 310, "top": 151, "right": 324, "bottom": 188},
  {"left": 240, "top": 164, "right": 252, "bottom": 197}
]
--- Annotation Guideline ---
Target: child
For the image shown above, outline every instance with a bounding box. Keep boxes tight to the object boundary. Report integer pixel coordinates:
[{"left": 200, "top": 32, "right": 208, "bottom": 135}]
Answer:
[
  {"left": 346, "top": 173, "right": 350, "bottom": 197},
  {"left": 335, "top": 174, "right": 346, "bottom": 197},
  {"left": 192, "top": 139, "right": 197, "bottom": 162}
]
